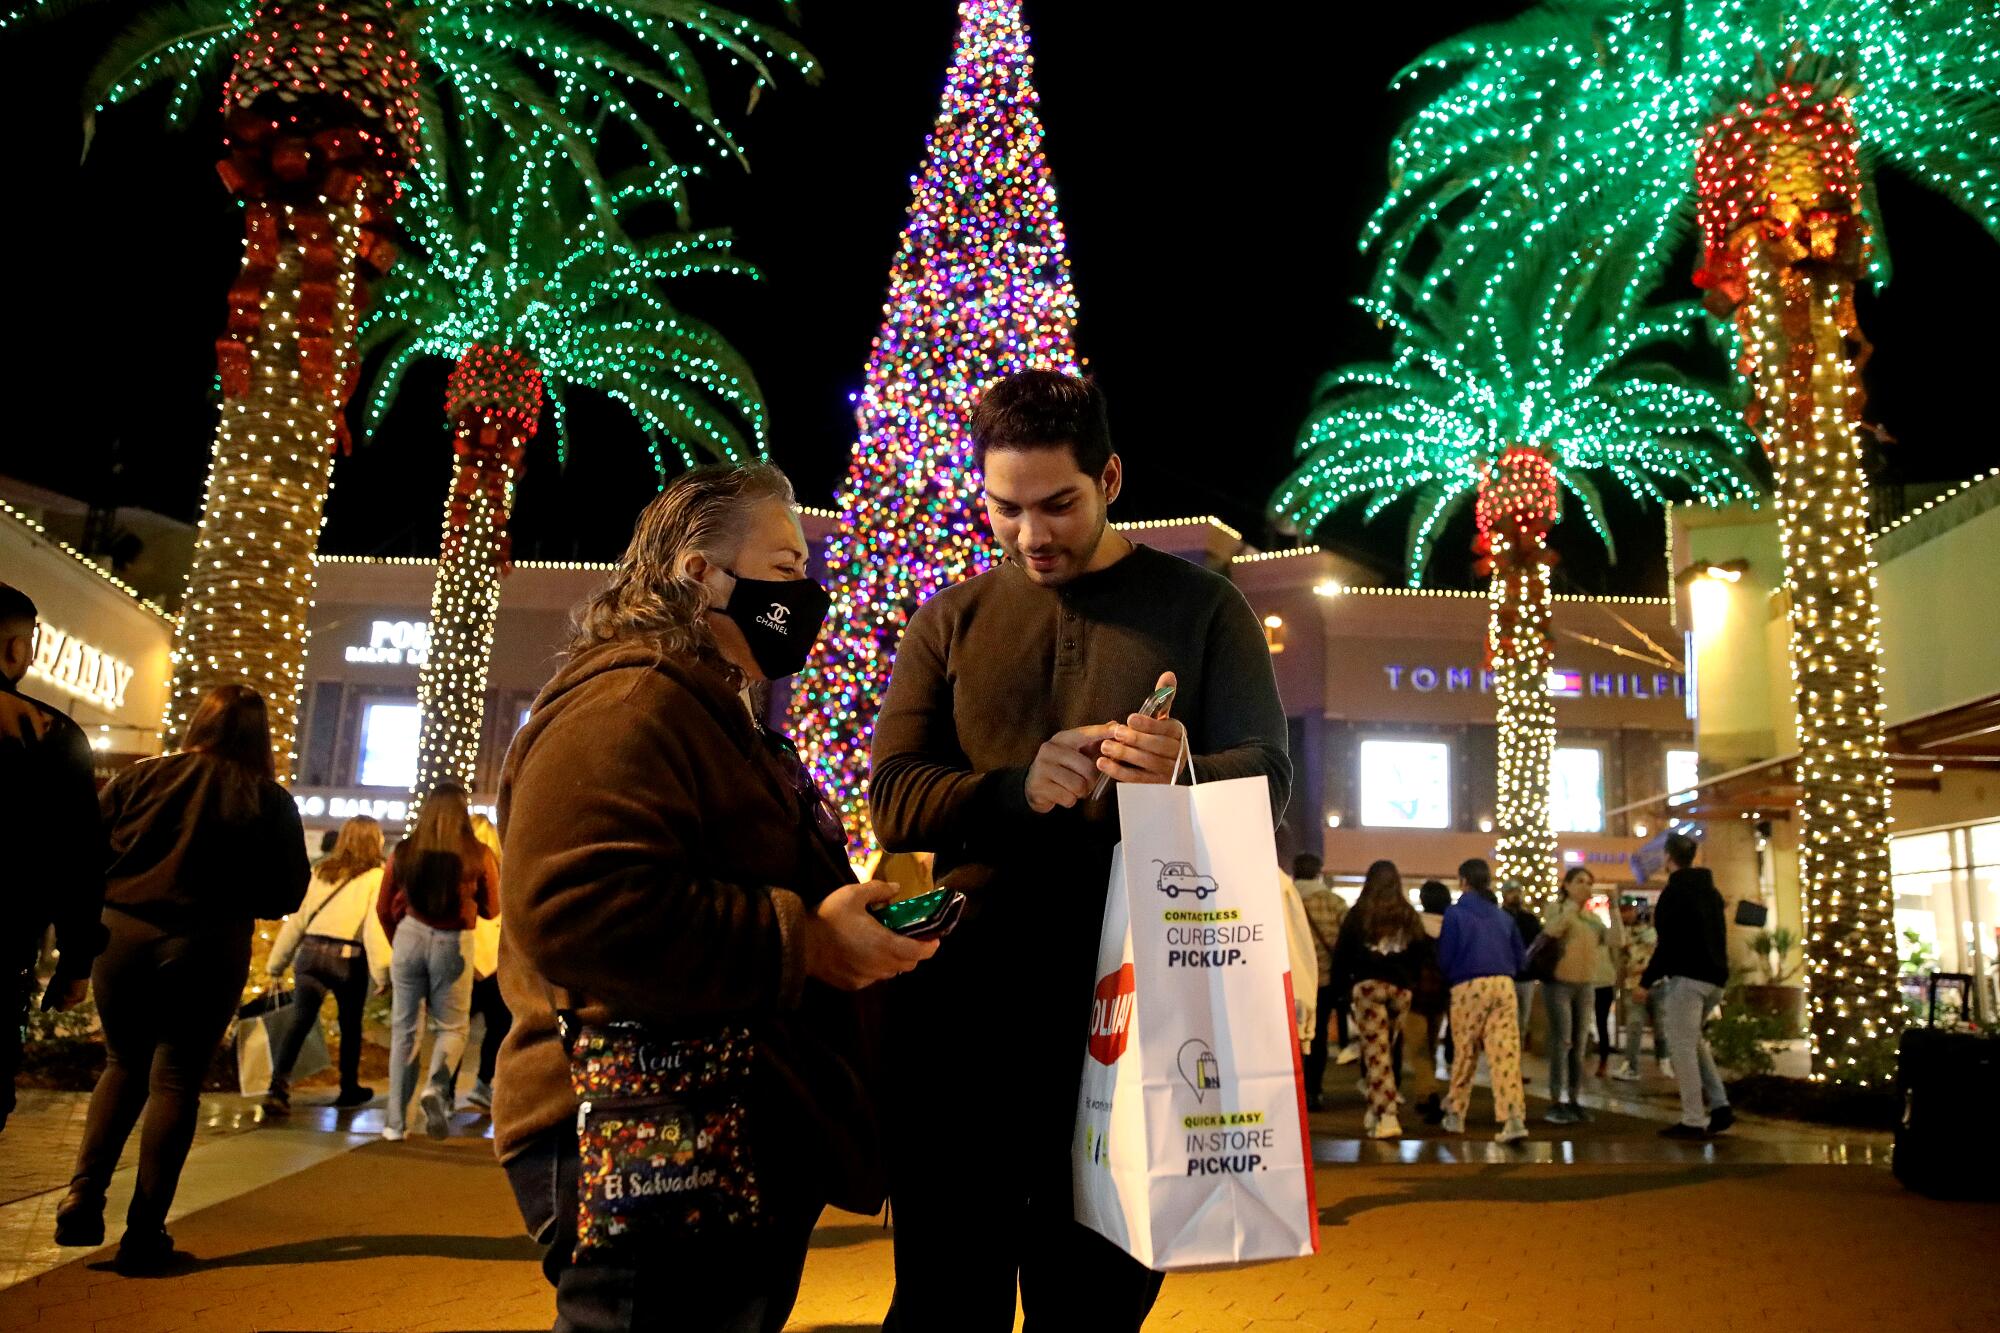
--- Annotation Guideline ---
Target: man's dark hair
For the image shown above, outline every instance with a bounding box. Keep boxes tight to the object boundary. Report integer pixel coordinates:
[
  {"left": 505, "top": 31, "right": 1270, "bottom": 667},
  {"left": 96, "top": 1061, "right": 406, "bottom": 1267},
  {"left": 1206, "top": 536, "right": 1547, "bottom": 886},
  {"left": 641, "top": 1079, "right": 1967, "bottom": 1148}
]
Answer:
[
  {"left": 319, "top": 829, "right": 339, "bottom": 854},
  {"left": 1291, "top": 853, "right": 1323, "bottom": 881},
  {"left": 1664, "top": 831, "right": 1699, "bottom": 871},
  {"left": 1458, "top": 858, "right": 1493, "bottom": 898},
  {"left": 1419, "top": 880, "right": 1451, "bottom": 914},
  {"left": 0, "top": 582, "right": 36, "bottom": 631},
  {"left": 969, "top": 370, "right": 1113, "bottom": 475}
]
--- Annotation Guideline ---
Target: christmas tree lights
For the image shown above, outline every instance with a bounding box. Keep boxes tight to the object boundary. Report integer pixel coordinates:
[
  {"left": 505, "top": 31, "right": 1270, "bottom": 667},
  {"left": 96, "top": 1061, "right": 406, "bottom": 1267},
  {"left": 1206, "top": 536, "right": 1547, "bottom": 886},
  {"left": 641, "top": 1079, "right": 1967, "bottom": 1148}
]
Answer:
[
  {"left": 1366, "top": 0, "right": 1999, "bottom": 1077},
  {"left": 790, "top": 0, "right": 1080, "bottom": 853},
  {"left": 1271, "top": 260, "right": 1757, "bottom": 904},
  {"left": 13, "top": 0, "right": 813, "bottom": 774},
  {"left": 357, "top": 127, "right": 767, "bottom": 818}
]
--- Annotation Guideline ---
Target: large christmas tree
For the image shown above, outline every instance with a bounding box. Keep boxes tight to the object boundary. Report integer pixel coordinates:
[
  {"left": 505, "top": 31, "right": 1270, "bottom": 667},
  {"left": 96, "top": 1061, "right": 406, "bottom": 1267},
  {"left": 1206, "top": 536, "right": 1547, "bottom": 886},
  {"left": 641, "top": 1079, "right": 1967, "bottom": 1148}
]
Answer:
[{"left": 792, "top": 0, "right": 1079, "bottom": 852}]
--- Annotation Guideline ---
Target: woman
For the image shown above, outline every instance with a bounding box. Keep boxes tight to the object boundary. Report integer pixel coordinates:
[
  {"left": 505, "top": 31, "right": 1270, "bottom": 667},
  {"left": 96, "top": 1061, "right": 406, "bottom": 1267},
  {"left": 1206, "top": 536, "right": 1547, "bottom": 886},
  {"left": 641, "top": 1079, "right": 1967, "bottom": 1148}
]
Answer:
[
  {"left": 1613, "top": 901, "right": 1670, "bottom": 1080},
  {"left": 55, "top": 685, "right": 307, "bottom": 1271},
  {"left": 265, "top": 815, "right": 392, "bottom": 1112},
  {"left": 455, "top": 813, "right": 511, "bottom": 1112},
  {"left": 376, "top": 782, "right": 498, "bottom": 1141},
  {"left": 496, "top": 462, "right": 937, "bottom": 1332},
  {"left": 1330, "top": 861, "right": 1431, "bottom": 1139},
  {"left": 1541, "top": 866, "right": 1615, "bottom": 1123}
]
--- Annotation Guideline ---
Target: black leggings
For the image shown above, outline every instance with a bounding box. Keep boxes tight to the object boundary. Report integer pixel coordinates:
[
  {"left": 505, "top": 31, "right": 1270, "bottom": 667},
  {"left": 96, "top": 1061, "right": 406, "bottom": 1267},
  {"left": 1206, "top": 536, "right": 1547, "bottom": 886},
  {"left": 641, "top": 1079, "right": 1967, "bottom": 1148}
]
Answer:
[
  {"left": 1595, "top": 986, "right": 1614, "bottom": 1054},
  {"left": 272, "top": 937, "right": 369, "bottom": 1092},
  {"left": 72, "top": 911, "right": 250, "bottom": 1230},
  {"left": 469, "top": 973, "right": 512, "bottom": 1086}
]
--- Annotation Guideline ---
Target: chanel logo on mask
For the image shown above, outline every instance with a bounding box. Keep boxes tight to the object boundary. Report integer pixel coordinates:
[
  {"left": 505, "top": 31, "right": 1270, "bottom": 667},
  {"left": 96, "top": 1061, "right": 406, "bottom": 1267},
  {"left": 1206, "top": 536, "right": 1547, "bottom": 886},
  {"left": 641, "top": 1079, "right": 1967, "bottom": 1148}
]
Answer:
[{"left": 757, "top": 602, "right": 791, "bottom": 634}]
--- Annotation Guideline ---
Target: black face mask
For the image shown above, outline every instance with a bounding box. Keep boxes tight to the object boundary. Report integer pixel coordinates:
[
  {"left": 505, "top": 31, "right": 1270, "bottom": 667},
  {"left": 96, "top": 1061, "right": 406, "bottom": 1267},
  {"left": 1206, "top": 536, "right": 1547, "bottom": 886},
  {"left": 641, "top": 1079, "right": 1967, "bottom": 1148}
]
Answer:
[{"left": 719, "top": 570, "right": 831, "bottom": 680}]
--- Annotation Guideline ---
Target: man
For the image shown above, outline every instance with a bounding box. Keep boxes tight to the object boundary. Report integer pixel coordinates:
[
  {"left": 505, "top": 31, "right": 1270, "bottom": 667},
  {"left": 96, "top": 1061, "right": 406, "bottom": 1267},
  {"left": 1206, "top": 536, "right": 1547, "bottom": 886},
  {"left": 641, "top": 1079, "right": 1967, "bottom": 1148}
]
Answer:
[
  {"left": 0, "top": 584, "right": 106, "bottom": 1129},
  {"left": 1640, "top": 832, "right": 1732, "bottom": 1138},
  {"left": 1501, "top": 882, "right": 1542, "bottom": 1055},
  {"left": 1294, "top": 852, "right": 1348, "bottom": 1110},
  {"left": 1437, "top": 858, "right": 1529, "bottom": 1144},
  {"left": 870, "top": 370, "right": 1291, "bottom": 1330}
]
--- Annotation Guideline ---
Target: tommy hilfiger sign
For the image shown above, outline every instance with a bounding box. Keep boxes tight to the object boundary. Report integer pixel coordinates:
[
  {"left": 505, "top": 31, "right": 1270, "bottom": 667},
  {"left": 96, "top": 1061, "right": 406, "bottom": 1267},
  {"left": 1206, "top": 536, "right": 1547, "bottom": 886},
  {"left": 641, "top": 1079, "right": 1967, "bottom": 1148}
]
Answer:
[{"left": 1383, "top": 665, "right": 1686, "bottom": 700}]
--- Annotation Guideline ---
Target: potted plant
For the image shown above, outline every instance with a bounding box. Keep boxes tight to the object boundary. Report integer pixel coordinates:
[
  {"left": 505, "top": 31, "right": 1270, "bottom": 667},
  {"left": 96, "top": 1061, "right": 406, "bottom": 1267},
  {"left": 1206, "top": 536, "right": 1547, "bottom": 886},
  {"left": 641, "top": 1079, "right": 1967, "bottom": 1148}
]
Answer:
[{"left": 1743, "top": 927, "right": 1807, "bottom": 1036}]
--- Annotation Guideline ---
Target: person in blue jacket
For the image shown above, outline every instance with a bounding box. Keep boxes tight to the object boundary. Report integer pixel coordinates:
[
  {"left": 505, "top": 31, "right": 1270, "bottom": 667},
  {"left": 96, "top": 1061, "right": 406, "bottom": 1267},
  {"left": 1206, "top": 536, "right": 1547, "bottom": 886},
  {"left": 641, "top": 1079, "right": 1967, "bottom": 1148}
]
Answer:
[{"left": 1437, "top": 859, "right": 1530, "bottom": 1144}]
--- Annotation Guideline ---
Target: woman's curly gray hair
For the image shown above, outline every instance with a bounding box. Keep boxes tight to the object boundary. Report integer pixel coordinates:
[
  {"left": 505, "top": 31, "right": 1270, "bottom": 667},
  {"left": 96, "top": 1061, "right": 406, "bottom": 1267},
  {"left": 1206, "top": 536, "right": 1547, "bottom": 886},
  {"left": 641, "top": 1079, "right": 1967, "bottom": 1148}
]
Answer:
[{"left": 569, "top": 462, "right": 798, "bottom": 668}]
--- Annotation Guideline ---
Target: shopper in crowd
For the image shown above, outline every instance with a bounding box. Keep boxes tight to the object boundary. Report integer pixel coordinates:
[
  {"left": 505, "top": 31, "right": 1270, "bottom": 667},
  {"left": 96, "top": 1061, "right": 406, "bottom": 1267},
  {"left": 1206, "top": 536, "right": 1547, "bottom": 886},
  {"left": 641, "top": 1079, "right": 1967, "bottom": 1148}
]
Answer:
[
  {"left": 498, "top": 462, "right": 934, "bottom": 1332},
  {"left": 1501, "top": 883, "right": 1542, "bottom": 1054},
  {"left": 264, "top": 815, "right": 392, "bottom": 1112},
  {"left": 1331, "top": 860, "right": 1431, "bottom": 1139},
  {"left": 1641, "top": 832, "right": 1733, "bottom": 1138},
  {"left": 455, "top": 813, "right": 511, "bottom": 1112},
  {"left": 56, "top": 684, "right": 307, "bottom": 1271},
  {"left": 1612, "top": 899, "right": 1669, "bottom": 1080},
  {"left": 1295, "top": 852, "right": 1349, "bottom": 1109},
  {"left": 1402, "top": 879, "right": 1451, "bottom": 1122},
  {"left": 312, "top": 828, "right": 338, "bottom": 868},
  {"left": 869, "top": 371, "right": 1290, "bottom": 1331},
  {"left": 1540, "top": 866, "right": 1614, "bottom": 1124},
  {"left": 1438, "top": 859, "right": 1530, "bottom": 1144},
  {"left": 376, "top": 781, "right": 497, "bottom": 1141},
  {"left": 0, "top": 583, "right": 106, "bottom": 1132}
]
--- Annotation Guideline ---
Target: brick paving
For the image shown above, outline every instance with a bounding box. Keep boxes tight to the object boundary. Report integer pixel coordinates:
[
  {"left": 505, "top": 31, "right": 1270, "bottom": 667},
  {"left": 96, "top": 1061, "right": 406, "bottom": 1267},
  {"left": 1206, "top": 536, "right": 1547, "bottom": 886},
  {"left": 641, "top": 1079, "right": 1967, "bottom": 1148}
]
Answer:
[{"left": 0, "top": 1128, "right": 1992, "bottom": 1332}]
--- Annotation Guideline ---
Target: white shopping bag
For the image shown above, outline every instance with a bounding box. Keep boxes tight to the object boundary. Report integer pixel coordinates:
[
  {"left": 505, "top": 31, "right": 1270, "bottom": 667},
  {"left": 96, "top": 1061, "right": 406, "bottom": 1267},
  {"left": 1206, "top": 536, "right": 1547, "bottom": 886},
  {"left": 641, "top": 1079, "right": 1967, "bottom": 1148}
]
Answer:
[
  {"left": 233, "top": 989, "right": 330, "bottom": 1097},
  {"left": 1074, "top": 762, "right": 1319, "bottom": 1269}
]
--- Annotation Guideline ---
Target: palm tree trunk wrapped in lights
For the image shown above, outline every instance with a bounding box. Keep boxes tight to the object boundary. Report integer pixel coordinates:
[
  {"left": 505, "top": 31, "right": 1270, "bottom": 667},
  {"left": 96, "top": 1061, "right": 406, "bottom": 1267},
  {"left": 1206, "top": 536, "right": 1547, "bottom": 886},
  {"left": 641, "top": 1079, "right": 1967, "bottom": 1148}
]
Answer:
[
  {"left": 409, "top": 347, "right": 543, "bottom": 812},
  {"left": 1694, "top": 72, "right": 1901, "bottom": 1076},
  {"left": 1476, "top": 448, "right": 1562, "bottom": 904},
  {"left": 166, "top": 0, "right": 419, "bottom": 774}
]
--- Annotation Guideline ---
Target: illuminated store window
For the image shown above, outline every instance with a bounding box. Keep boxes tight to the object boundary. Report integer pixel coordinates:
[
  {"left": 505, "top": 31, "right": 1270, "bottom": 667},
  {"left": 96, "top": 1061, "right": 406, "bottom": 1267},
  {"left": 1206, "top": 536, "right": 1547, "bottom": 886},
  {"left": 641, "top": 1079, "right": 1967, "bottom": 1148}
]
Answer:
[
  {"left": 1359, "top": 740, "right": 1450, "bottom": 829},
  {"left": 1263, "top": 614, "right": 1286, "bottom": 654},
  {"left": 1666, "top": 748, "right": 1700, "bottom": 806},
  {"left": 1550, "top": 747, "right": 1604, "bottom": 833},
  {"left": 357, "top": 703, "right": 422, "bottom": 789}
]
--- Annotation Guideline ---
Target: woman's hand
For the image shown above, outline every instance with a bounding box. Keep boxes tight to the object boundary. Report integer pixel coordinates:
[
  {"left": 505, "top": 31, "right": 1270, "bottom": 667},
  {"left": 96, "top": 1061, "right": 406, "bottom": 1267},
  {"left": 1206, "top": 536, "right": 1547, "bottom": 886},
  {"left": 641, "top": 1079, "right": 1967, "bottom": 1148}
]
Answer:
[{"left": 803, "top": 881, "right": 939, "bottom": 991}]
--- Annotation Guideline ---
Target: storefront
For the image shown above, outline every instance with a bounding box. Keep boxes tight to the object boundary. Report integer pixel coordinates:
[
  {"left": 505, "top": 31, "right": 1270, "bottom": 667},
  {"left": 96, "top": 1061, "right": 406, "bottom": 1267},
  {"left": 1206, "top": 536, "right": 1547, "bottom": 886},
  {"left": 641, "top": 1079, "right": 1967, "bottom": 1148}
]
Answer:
[
  {"left": 1660, "top": 473, "right": 2000, "bottom": 1009},
  {"left": 0, "top": 495, "right": 173, "bottom": 767}
]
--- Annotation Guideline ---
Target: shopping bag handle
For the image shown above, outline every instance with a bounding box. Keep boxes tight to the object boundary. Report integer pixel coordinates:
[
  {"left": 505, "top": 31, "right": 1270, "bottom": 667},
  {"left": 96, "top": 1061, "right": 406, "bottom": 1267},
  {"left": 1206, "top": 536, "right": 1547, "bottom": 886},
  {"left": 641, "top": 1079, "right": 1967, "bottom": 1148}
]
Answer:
[{"left": 1169, "top": 728, "right": 1201, "bottom": 787}]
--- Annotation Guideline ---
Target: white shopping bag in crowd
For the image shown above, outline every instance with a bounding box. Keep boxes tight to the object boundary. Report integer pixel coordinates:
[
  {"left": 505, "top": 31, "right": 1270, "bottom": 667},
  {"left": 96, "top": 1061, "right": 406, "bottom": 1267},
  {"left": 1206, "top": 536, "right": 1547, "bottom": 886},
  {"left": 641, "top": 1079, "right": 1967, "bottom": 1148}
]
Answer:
[
  {"left": 1074, "top": 760, "right": 1318, "bottom": 1269},
  {"left": 233, "top": 989, "right": 329, "bottom": 1097}
]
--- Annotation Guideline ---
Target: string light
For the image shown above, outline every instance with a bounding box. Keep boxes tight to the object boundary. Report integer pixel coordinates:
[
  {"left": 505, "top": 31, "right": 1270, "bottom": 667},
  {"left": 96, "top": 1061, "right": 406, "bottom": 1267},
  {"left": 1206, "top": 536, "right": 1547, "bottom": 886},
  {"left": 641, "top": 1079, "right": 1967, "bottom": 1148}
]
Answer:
[
  {"left": 1361, "top": 4, "right": 2000, "bottom": 1079},
  {"left": 789, "top": 0, "right": 1080, "bottom": 853},
  {"left": 1272, "top": 256, "right": 1755, "bottom": 907}
]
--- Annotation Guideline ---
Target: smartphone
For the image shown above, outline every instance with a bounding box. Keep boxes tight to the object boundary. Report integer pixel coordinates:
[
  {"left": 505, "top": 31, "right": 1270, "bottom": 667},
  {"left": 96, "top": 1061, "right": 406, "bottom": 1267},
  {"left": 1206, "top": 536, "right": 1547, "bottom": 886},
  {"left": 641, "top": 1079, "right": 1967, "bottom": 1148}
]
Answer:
[
  {"left": 868, "top": 887, "right": 967, "bottom": 940},
  {"left": 1089, "top": 682, "right": 1177, "bottom": 801}
]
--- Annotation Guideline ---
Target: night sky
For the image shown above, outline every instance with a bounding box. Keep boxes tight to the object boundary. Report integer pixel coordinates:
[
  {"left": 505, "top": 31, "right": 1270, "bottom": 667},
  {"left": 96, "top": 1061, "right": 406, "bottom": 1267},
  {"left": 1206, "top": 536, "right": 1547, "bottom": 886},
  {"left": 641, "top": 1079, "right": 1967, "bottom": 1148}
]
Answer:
[{"left": 3, "top": 1, "right": 1995, "bottom": 595}]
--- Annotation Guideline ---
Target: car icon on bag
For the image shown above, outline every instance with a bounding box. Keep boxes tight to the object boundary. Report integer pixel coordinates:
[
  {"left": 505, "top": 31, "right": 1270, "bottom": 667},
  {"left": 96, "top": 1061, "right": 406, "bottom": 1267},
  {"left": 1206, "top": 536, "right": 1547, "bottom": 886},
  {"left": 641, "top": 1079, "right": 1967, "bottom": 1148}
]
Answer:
[{"left": 1154, "top": 860, "right": 1218, "bottom": 900}]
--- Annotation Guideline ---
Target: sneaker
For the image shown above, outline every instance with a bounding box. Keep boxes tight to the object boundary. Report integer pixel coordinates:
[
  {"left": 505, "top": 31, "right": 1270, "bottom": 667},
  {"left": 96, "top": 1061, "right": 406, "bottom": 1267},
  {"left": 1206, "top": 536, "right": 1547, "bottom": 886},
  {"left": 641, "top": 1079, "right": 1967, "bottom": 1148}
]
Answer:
[
  {"left": 1659, "top": 1058, "right": 1675, "bottom": 1079},
  {"left": 53, "top": 1188, "right": 105, "bottom": 1247},
  {"left": 1495, "top": 1118, "right": 1529, "bottom": 1144},
  {"left": 1658, "top": 1122, "right": 1709, "bottom": 1141},
  {"left": 468, "top": 1080, "right": 494, "bottom": 1112},
  {"left": 1362, "top": 1110, "right": 1378, "bottom": 1133},
  {"left": 1370, "top": 1114, "right": 1403, "bottom": 1140},
  {"left": 419, "top": 1087, "right": 451, "bottom": 1140},
  {"left": 1569, "top": 1101, "right": 1593, "bottom": 1122},
  {"left": 1335, "top": 1042, "right": 1361, "bottom": 1066},
  {"left": 113, "top": 1227, "right": 176, "bottom": 1275},
  {"left": 1611, "top": 1063, "right": 1643, "bottom": 1082},
  {"left": 1707, "top": 1105, "right": 1736, "bottom": 1135},
  {"left": 1441, "top": 1112, "right": 1465, "bottom": 1134},
  {"left": 381, "top": 1124, "right": 406, "bottom": 1142},
  {"left": 261, "top": 1087, "right": 290, "bottom": 1116},
  {"left": 334, "top": 1084, "right": 376, "bottom": 1109},
  {"left": 1544, "top": 1103, "right": 1577, "bottom": 1125}
]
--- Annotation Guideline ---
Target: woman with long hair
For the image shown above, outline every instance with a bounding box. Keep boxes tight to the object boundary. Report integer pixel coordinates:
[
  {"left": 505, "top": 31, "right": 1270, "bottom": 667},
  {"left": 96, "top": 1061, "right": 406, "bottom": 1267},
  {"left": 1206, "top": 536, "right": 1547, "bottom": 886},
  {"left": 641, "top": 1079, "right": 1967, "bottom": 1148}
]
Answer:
[
  {"left": 497, "top": 462, "right": 934, "bottom": 1331},
  {"left": 375, "top": 782, "right": 497, "bottom": 1141},
  {"left": 1330, "top": 860, "right": 1433, "bottom": 1139},
  {"left": 1541, "top": 865, "right": 1614, "bottom": 1123},
  {"left": 264, "top": 816, "right": 392, "bottom": 1112},
  {"left": 55, "top": 684, "right": 308, "bottom": 1271}
]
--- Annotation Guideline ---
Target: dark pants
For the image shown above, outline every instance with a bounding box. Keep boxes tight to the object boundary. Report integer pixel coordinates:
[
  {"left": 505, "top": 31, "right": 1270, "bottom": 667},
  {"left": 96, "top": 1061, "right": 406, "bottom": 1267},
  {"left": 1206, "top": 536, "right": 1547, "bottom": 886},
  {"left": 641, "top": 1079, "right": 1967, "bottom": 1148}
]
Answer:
[
  {"left": 881, "top": 965, "right": 1164, "bottom": 1332},
  {"left": 503, "top": 1129, "right": 821, "bottom": 1333},
  {"left": 1, "top": 954, "right": 36, "bottom": 1129},
  {"left": 471, "top": 974, "right": 511, "bottom": 1085},
  {"left": 1305, "top": 982, "right": 1340, "bottom": 1100},
  {"left": 271, "top": 937, "right": 369, "bottom": 1092},
  {"left": 72, "top": 911, "right": 249, "bottom": 1231},
  {"left": 1594, "top": 985, "right": 1614, "bottom": 1056}
]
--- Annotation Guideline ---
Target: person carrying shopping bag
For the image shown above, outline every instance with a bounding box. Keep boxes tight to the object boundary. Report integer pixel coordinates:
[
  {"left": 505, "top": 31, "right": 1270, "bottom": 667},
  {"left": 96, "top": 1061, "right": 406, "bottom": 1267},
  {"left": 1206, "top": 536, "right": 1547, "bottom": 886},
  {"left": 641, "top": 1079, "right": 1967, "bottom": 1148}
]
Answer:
[{"left": 264, "top": 815, "right": 393, "bottom": 1112}]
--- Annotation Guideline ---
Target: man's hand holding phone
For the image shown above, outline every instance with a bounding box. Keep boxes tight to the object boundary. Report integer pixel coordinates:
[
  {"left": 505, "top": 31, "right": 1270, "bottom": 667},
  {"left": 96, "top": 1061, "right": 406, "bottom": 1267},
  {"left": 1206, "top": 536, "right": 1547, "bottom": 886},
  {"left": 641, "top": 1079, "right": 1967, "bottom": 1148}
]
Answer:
[
  {"left": 1095, "top": 671, "right": 1184, "bottom": 788},
  {"left": 803, "top": 881, "right": 940, "bottom": 990},
  {"left": 1024, "top": 723, "right": 1117, "bottom": 813}
]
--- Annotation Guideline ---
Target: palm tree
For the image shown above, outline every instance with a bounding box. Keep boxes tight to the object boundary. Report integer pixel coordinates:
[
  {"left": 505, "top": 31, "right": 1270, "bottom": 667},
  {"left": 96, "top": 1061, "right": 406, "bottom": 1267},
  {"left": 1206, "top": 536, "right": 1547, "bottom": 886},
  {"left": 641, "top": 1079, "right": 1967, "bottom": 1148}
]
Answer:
[
  {"left": 356, "top": 127, "right": 766, "bottom": 813},
  {"left": 1365, "top": 0, "right": 2000, "bottom": 1078},
  {"left": 10, "top": 0, "right": 812, "bottom": 773},
  {"left": 1271, "top": 259, "right": 1756, "bottom": 905}
]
